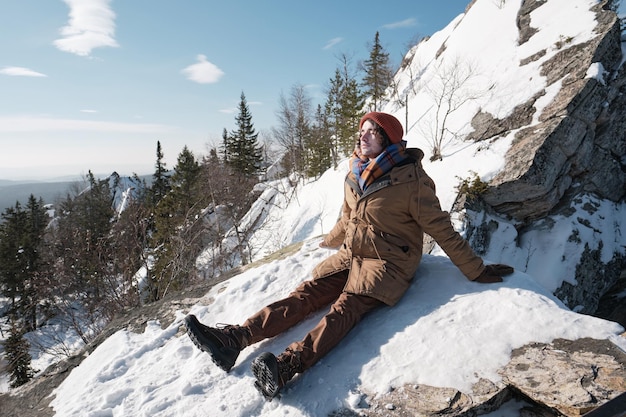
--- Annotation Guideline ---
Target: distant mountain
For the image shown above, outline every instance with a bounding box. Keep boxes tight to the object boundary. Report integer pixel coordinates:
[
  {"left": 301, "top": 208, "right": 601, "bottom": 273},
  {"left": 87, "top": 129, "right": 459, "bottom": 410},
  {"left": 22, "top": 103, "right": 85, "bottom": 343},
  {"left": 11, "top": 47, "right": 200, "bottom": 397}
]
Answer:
[
  {"left": 0, "top": 173, "right": 152, "bottom": 213},
  {"left": 0, "top": 179, "right": 80, "bottom": 212}
]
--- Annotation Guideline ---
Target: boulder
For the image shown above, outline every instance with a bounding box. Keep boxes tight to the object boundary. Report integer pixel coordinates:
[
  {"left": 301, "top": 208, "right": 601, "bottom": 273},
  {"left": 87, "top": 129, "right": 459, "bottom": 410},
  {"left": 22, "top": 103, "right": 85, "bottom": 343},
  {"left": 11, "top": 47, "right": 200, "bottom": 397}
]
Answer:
[
  {"left": 352, "top": 337, "right": 626, "bottom": 417},
  {"left": 500, "top": 338, "right": 626, "bottom": 416}
]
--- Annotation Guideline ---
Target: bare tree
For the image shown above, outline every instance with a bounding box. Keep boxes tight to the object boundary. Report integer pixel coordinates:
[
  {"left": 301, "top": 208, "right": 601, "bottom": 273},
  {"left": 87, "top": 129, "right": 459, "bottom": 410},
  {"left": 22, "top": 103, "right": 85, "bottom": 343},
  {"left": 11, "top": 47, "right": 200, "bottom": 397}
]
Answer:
[
  {"left": 419, "top": 57, "right": 482, "bottom": 161},
  {"left": 273, "top": 84, "right": 313, "bottom": 179}
]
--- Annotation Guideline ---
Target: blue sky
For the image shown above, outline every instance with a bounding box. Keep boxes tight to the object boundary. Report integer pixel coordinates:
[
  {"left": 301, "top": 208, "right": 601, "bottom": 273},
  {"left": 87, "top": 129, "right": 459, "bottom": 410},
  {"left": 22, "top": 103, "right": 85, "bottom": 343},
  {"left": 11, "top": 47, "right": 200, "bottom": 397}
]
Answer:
[{"left": 0, "top": 0, "right": 470, "bottom": 180}]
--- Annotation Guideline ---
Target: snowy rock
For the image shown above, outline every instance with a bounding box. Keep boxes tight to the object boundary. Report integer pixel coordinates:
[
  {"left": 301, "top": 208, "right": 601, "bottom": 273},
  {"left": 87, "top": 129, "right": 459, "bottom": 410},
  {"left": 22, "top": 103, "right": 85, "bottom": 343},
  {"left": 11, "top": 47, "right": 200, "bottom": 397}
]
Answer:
[
  {"left": 500, "top": 338, "right": 626, "bottom": 416},
  {"left": 478, "top": 2, "right": 625, "bottom": 222},
  {"left": 358, "top": 337, "right": 626, "bottom": 417},
  {"left": 359, "top": 384, "right": 490, "bottom": 416}
]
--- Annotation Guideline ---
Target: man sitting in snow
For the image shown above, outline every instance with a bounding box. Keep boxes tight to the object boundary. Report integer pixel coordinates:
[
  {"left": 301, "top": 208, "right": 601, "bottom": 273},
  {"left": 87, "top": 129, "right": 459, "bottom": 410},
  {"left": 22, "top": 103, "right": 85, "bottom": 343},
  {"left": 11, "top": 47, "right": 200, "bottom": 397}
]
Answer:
[{"left": 184, "top": 111, "right": 514, "bottom": 400}]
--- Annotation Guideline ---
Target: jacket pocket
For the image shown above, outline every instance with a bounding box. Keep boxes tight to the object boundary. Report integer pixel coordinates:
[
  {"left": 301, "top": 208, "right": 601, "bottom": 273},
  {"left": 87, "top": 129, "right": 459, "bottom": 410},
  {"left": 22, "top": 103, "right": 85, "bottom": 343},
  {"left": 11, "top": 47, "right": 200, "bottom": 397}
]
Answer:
[{"left": 373, "top": 228, "right": 411, "bottom": 255}]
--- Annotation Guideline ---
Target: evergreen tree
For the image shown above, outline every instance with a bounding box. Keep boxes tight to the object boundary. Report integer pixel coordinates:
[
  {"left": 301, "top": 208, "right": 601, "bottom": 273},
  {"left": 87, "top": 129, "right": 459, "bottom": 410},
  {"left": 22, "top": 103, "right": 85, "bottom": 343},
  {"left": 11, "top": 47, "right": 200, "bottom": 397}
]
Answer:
[
  {"left": 324, "top": 55, "right": 365, "bottom": 160},
  {"left": 339, "top": 70, "right": 366, "bottom": 153},
  {"left": 4, "top": 321, "right": 35, "bottom": 388},
  {"left": 0, "top": 203, "right": 28, "bottom": 315},
  {"left": 226, "top": 92, "right": 263, "bottom": 177},
  {"left": 170, "top": 146, "right": 202, "bottom": 207},
  {"left": 362, "top": 31, "right": 394, "bottom": 111},
  {"left": 151, "top": 141, "right": 170, "bottom": 207},
  {"left": 147, "top": 141, "right": 171, "bottom": 267},
  {"left": 21, "top": 195, "right": 48, "bottom": 331},
  {"left": 306, "top": 105, "right": 333, "bottom": 178},
  {"left": 220, "top": 128, "right": 229, "bottom": 163},
  {"left": 53, "top": 172, "right": 115, "bottom": 313},
  {"left": 149, "top": 146, "right": 205, "bottom": 301}
]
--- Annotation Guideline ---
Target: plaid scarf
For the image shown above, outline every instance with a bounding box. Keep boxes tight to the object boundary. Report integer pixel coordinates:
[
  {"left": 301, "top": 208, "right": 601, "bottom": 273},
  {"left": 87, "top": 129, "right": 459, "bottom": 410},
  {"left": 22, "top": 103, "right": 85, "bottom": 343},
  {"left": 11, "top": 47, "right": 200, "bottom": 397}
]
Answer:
[{"left": 350, "top": 141, "right": 408, "bottom": 191}]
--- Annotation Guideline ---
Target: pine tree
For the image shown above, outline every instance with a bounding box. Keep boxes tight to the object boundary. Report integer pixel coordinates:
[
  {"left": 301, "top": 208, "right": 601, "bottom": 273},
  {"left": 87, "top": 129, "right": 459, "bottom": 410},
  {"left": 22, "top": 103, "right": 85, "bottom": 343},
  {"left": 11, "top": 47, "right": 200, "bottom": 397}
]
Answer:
[
  {"left": 147, "top": 140, "right": 172, "bottom": 284},
  {"left": 0, "top": 203, "right": 28, "bottom": 315},
  {"left": 220, "top": 128, "right": 229, "bottom": 163},
  {"left": 306, "top": 105, "right": 333, "bottom": 178},
  {"left": 21, "top": 195, "right": 48, "bottom": 331},
  {"left": 149, "top": 146, "right": 204, "bottom": 300},
  {"left": 151, "top": 141, "right": 170, "bottom": 207},
  {"left": 362, "top": 31, "right": 394, "bottom": 111},
  {"left": 226, "top": 92, "right": 263, "bottom": 177},
  {"left": 53, "top": 172, "right": 115, "bottom": 314},
  {"left": 171, "top": 147, "right": 201, "bottom": 201},
  {"left": 4, "top": 320, "right": 35, "bottom": 388},
  {"left": 324, "top": 55, "right": 365, "bottom": 159}
]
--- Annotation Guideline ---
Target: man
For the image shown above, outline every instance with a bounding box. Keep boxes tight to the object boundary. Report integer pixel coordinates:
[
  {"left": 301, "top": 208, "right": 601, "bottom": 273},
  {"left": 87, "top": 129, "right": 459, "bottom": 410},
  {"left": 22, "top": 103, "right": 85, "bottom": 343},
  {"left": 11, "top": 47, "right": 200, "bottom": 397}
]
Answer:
[{"left": 185, "top": 111, "right": 513, "bottom": 400}]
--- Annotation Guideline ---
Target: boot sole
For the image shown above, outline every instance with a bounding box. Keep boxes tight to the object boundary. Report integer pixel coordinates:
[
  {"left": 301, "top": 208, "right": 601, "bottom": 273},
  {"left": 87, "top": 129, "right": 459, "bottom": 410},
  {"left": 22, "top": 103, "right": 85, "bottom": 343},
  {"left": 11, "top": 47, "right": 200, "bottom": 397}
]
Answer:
[
  {"left": 184, "top": 315, "right": 238, "bottom": 372},
  {"left": 251, "top": 353, "right": 282, "bottom": 401}
]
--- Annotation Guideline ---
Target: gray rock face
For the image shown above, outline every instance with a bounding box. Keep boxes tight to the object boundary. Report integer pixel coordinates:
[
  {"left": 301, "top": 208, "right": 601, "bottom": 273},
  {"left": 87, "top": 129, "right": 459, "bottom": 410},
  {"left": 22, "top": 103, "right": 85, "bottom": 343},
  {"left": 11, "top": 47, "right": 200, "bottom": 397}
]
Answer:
[
  {"left": 554, "top": 243, "right": 626, "bottom": 316},
  {"left": 470, "top": 3, "right": 625, "bottom": 222},
  {"left": 462, "top": 0, "right": 626, "bottom": 329}
]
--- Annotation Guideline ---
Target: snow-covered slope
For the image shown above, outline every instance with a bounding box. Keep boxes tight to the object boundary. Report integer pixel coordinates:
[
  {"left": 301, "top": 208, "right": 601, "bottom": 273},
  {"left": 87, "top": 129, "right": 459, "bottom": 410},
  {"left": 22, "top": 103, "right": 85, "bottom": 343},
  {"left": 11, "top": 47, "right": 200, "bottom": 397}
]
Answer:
[
  {"left": 48, "top": 130, "right": 625, "bottom": 416},
  {"left": 49, "top": 238, "right": 625, "bottom": 417},
  {"left": 35, "top": 0, "right": 626, "bottom": 415}
]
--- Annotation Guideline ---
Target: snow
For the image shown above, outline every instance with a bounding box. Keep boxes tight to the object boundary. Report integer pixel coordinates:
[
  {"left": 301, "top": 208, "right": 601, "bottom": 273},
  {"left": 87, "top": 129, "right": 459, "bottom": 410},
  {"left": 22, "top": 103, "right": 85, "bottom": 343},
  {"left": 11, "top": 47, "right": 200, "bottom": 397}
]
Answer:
[
  {"left": 587, "top": 62, "right": 608, "bottom": 84},
  {"left": 47, "top": 241, "right": 624, "bottom": 417},
  {"left": 2, "top": 0, "right": 626, "bottom": 415}
]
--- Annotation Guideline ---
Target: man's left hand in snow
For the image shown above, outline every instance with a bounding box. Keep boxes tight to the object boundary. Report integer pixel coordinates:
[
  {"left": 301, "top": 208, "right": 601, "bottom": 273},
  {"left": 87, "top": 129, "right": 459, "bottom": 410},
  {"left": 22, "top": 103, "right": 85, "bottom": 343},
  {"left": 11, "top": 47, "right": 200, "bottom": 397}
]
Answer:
[{"left": 474, "top": 263, "right": 514, "bottom": 283}]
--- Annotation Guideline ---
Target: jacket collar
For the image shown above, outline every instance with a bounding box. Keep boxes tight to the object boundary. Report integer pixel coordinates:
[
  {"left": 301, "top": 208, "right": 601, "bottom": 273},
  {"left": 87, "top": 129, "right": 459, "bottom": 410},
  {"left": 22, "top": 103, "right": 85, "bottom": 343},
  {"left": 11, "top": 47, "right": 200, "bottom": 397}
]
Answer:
[{"left": 346, "top": 147, "right": 424, "bottom": 199}]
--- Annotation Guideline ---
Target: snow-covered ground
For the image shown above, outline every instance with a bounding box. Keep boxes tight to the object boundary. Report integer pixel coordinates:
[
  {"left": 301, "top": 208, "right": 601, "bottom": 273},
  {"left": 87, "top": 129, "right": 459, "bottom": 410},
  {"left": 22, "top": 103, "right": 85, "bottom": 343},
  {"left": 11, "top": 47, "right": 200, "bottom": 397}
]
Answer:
[{"left": 47, "top": 238, "right": 625, "bottom": 417}]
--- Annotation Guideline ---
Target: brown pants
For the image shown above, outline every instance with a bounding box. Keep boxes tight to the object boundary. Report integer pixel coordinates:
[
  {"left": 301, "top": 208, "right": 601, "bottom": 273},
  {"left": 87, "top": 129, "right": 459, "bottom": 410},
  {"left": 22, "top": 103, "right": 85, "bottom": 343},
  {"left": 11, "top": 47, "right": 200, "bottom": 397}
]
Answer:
[{"left": 242, "top": 270, "right": 383, "bottom": 372}]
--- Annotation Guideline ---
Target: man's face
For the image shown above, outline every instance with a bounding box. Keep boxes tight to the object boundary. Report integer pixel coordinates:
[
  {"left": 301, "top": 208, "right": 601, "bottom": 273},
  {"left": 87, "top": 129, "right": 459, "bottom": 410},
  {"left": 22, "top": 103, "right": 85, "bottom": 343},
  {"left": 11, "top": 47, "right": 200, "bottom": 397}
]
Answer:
[{"left": 359, "top": 120, "right": 384, "bottom": 160}]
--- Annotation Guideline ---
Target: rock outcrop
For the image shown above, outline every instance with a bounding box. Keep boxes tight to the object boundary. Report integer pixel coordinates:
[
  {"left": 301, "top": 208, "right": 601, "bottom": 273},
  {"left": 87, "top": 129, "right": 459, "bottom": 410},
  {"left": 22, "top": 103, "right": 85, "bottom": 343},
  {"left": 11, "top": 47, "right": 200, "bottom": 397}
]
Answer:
[
  {"left": 463, "top": 0, "right": 626, "bottom": 322},
  {"left": 347, "top": 337, "right": 626, "bottom": 417},
  {"left": 473, "top": 2, "right": 625, "bottom": 222}
]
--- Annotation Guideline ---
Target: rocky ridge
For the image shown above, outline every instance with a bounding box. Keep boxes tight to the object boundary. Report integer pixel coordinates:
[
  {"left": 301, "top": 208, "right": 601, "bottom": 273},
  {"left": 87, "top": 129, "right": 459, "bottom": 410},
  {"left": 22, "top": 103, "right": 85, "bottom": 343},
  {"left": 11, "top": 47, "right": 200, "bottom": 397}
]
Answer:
[{"left": 463, "top": 0, "right": 626, "bottom": 321}]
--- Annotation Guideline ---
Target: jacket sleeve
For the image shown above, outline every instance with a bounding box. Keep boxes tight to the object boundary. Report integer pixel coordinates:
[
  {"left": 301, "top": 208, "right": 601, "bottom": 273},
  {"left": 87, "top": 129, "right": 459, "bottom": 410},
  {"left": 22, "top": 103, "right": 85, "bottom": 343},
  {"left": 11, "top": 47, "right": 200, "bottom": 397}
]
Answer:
[
  {"left": 411, "top": 174, "right": 485, "bottom": 280},
  {"left": 321, "top": 198, "right": 350, "bottom": 248}
]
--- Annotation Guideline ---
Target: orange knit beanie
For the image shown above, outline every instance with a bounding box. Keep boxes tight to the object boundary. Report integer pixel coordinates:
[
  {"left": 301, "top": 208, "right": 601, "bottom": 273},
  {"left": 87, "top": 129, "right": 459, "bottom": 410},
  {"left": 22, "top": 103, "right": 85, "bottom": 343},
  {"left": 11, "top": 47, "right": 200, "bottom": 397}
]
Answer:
[{"left": 359, "top": 112, "right": 404, "bottom": 144}]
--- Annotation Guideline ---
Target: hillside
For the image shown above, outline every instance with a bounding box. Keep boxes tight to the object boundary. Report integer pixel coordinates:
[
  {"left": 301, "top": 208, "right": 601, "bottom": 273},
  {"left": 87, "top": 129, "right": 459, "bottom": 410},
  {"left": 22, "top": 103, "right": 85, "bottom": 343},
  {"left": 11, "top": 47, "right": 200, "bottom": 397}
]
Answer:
[
  {"left": 1, "top": 0, "right": 626, "bottom": 416},
  {"left": 5, "top": 164, "right": 624, "bottom": 416}
]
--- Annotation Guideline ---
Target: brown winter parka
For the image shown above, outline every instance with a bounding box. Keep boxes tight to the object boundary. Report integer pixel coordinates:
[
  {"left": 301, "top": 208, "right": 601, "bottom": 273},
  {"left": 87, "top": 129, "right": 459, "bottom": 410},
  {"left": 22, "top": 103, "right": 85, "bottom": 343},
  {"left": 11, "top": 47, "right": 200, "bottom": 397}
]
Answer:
[{"left": 316, "top": 148, "right": 486, "bottom": 306}]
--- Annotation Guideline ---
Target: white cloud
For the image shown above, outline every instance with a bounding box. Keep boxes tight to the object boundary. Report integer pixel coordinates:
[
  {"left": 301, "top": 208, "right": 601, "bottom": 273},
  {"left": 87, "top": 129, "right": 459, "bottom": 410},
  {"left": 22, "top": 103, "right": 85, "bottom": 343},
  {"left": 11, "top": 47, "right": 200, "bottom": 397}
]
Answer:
[
  {"left": 323, "top": 37, "right": 343, "bottom": 50},
  {"left": 0, "top": 116, "right": 177, "bottom": 133},
  {"left": 382, "top": 18, "right": 417, "bottom": 30},
  {"left": 54, "top": 0, "right": 118, "bottom": 56},
  {"left": 181, "top": 54, "right": 225, "bottom": 84},
  {"left": 0, "top": 66, "right": 47, "bottom": 77}
]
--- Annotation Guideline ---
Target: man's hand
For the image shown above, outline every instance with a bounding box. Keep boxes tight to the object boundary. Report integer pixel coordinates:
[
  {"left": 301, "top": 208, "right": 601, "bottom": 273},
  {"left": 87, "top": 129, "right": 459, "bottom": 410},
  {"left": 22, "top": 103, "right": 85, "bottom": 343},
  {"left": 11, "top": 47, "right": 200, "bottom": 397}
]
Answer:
[
  {"left": 319, "top": 240, "right": 340, "bottom": 249},
  {"left": 474, "top": 264, "right": 514, "bottom": 283}
]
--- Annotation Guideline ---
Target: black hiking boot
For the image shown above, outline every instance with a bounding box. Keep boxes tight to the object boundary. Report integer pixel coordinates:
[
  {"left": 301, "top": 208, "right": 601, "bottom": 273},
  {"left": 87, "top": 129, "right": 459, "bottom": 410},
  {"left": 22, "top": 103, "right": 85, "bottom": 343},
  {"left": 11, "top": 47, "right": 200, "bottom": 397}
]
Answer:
[
  {"left": 251, "top": 351, "right": 299, "bottom": 401},
  {"left": 184, "top": 314, "right": 249, "bottom": 372}
]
